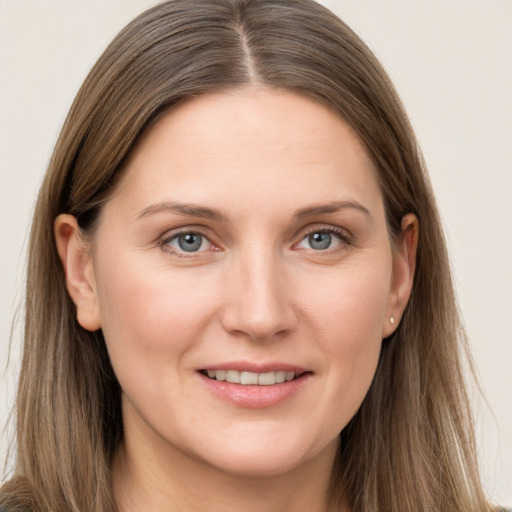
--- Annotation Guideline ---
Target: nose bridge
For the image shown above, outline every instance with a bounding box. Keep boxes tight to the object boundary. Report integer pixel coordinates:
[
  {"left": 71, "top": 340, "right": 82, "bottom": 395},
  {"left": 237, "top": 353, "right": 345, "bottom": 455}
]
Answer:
[{"left": 222, "top": 242, "right": 296, "bottom": 341}]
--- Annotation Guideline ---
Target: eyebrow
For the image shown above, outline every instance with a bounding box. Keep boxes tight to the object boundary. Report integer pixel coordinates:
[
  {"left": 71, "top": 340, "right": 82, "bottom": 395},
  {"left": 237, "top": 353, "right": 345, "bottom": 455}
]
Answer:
[
  {"left": 136, "top": 201, "right": 229, "bottom": 222},
  {"left": 136, "top": 199, "right": 371, "bottom": 223},
  {"left": 293, "top": 200, "right": 372, "bottom": 221}
]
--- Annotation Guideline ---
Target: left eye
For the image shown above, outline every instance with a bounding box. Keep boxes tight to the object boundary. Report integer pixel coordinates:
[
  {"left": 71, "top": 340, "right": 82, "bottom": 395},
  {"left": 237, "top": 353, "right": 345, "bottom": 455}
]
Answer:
[
  {"left": 298, "top": 231, "right": 343, "bottom": 251},
  {"left": 167, "top": 232, "right": 209, "bottom": 253}
]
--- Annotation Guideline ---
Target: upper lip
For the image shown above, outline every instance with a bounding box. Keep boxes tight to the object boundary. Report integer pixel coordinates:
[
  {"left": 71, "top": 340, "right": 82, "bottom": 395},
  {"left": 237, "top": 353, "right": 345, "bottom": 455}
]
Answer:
[{"left": 198, "top": 361, "right": 310, "bottom": 374}]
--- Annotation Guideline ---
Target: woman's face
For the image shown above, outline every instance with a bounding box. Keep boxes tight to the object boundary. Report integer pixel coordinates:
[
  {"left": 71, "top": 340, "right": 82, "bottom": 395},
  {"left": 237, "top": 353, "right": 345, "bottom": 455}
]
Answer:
[{"left": 61, "top": 88, "right": 415, "bottom": 477}]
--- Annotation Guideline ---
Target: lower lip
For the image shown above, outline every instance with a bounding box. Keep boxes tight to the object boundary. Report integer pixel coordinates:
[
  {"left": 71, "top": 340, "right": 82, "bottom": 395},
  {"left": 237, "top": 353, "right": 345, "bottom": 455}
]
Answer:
[{"left": 198, "top": 372, "right": 311, "bottom": 408}]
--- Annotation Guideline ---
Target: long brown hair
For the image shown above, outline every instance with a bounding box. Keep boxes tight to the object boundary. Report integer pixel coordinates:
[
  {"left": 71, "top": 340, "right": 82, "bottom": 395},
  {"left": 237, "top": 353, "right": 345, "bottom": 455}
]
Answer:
[{"left": 0, "top": 1, "right": 493, "bottom": 510}]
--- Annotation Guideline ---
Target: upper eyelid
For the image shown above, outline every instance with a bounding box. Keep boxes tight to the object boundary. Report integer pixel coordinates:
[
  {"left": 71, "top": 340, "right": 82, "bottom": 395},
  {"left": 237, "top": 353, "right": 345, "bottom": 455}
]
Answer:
[
  {"left": 160, "top": 225, "right": 213, "bottom": 241},
  {"left": 296, "top": 223, "right": 352, "bottom": 241}
]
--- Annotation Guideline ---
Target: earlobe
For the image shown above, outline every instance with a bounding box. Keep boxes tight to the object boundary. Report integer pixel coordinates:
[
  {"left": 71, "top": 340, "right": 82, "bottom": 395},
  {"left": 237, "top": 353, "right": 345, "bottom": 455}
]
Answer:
[
  {"left": 382, "top": 213, "right": 419, "bottom": 338},
  {"left": 54, "top": 214, "right": 102, "bottom": 331}
]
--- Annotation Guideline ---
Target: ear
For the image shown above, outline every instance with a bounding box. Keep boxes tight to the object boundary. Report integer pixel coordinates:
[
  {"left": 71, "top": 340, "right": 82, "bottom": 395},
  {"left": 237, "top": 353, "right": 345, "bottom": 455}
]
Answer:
[
  {"left": 54, "top": 214, "right": 102, "bottom": 331},
  {"left": 382, "top": 213, "right": 419, "bottom": 338}
]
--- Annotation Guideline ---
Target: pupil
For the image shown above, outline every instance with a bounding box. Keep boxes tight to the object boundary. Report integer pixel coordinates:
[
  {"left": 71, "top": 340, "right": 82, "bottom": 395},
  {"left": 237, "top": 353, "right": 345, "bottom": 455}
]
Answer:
[
  {"left": 309, "top": 232, "right": 331, "bottom": 250},
  {"left": 178, "top": 233, "right": 202, "bottom": 252}
]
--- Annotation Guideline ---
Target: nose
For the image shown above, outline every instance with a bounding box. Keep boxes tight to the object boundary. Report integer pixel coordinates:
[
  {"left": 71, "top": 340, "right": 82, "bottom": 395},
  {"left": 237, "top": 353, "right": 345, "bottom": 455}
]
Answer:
[{"left": 220, "top": 250, "right": 298, "bottom": 342}]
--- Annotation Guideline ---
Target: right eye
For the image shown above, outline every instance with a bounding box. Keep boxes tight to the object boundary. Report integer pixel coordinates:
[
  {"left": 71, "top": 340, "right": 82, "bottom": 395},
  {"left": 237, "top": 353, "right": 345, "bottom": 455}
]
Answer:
[{"left": 165, "top": 232, "right": 210, "bottom": 253}]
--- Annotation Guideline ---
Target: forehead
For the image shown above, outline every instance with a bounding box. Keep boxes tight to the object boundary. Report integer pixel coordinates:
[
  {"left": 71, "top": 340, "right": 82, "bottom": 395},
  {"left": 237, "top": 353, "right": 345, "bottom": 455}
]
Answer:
[{"left": 110, "top": 87, "right": 384, "bottom": 220}]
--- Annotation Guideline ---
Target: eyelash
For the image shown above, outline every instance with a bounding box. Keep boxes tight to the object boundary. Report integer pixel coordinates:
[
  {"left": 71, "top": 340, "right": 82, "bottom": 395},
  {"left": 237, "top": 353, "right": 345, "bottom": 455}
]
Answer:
[
  {"left": 159, "top": 225, "right": 352, "bottom": 258},
  {"left": 295, "top": 226, "right": 351, "bottom": 253}
]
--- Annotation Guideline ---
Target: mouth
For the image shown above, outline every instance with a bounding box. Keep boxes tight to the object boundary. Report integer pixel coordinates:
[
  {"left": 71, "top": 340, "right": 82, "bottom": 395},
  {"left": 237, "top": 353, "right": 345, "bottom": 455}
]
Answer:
[
  {"left": 198, "top": 365, "right": 312, "bottom": 407},
  {"left": 199, "top": 369, "right": 307, "bottom": 386}
]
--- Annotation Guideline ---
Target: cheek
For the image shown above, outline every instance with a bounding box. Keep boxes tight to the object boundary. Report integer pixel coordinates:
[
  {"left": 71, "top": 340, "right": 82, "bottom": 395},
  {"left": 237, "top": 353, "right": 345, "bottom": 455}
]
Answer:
[
  {"left": 93, "top": 254, "right": 219, "bottom": 383},
  {"left": 301, "top": 258, "right": 391, "bottom": 344},
  {"left": 298, "top": 259, "right": 391, "bottom": 419}
]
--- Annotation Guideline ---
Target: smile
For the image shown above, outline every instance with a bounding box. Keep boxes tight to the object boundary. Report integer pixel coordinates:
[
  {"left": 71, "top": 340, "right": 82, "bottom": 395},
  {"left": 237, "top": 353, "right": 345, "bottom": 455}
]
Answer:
[
  {"left": 198, "top": 367, "right": 312, "bottom": 407},
  {"left": 201, "top": 369, "right": 299, "bottom": 385}
]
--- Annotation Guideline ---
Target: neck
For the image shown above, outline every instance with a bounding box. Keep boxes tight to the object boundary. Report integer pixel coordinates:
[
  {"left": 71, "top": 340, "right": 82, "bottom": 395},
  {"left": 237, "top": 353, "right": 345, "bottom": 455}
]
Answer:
[{"left": 112, "top": 425, "right": 345, "bottom": 512}]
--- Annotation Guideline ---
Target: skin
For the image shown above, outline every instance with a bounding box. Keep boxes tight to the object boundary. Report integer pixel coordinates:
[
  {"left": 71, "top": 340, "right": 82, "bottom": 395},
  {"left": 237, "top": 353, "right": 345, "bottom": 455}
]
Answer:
[{"left": 56, "top": 87, "right": 418, "bottom": 512}]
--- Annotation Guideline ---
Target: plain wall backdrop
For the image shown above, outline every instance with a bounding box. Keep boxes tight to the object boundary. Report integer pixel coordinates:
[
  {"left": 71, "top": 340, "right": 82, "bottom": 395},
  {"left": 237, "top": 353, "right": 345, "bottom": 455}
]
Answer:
[{"left": 1, "top": 0, "right": 511, "bottom": 506}]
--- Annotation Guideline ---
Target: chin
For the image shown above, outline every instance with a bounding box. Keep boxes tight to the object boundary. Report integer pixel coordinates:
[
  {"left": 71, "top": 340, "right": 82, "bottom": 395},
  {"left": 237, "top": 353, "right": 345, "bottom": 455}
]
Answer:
[
  {"left": 206, "top": 450, "right": 309, "bottom": 478},
  {"left": 193, "top": 428, "right": 336, "bottom": 478}
]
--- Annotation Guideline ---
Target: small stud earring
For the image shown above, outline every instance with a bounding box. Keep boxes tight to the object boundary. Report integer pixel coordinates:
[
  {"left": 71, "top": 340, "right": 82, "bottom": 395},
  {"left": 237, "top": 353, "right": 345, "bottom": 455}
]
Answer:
[{"left": 390, "top": 316, "right": 395, "bottom": 325}]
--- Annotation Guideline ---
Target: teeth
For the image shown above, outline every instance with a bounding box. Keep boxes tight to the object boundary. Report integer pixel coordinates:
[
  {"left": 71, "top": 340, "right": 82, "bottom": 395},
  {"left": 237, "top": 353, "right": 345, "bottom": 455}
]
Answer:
[
  {"left": 258, "top": 372, "right": 275, "bottom": 385},
  {"left": 240, "top": 371, "right": 258, "bottom": 385},
  {"left": 275, "top": 371, "right": 286, "bottom": 383},
  {"left": 226, "top": 370, "right": 240, "bottom": 383},
  {"left": 205, "top": 370, "right": 298, "bottom": 385}
]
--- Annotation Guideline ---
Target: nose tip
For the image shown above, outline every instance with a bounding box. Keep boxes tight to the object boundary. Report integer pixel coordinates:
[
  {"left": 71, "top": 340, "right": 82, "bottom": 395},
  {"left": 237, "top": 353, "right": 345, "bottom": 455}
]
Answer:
[
  {"left": 236, "top": 298, "right": 292, "bottom": 342},
  {"left": 221, "top": 262, "right": 297, "bottom": 342}
]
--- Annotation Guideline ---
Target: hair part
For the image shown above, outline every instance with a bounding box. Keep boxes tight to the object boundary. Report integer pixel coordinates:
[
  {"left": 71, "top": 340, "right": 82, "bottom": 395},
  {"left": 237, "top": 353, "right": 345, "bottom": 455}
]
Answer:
[{"left": 1, "top": 1, "right": 493, "bottom": 511}]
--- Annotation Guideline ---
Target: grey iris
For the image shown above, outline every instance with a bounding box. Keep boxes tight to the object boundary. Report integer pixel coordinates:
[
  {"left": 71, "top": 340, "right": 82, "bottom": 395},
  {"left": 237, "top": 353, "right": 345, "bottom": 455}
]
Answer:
[
  {"left": 178, "top": 233, "right": 203, "bottom": 252},
  {"left": 309, "top": 232, "right": 331, "bottom": 250}
]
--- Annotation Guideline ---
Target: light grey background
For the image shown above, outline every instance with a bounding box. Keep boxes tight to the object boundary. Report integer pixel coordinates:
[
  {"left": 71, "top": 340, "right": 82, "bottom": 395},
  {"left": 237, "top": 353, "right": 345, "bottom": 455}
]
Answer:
[{"left": 1, "top": 0, "right": 511, "bottom": 506}]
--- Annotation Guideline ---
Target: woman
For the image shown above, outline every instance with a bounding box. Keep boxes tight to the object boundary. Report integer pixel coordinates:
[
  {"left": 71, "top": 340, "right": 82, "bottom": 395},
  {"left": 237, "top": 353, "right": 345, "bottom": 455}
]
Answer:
[{"left": 0, "top": 0, "right": 506, "bottom": 511}]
